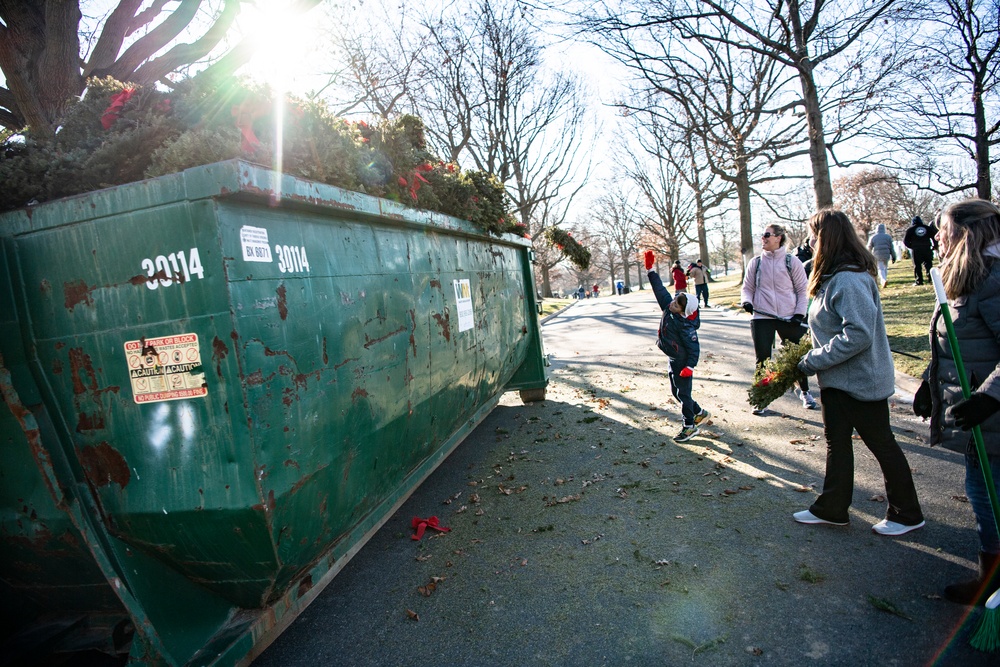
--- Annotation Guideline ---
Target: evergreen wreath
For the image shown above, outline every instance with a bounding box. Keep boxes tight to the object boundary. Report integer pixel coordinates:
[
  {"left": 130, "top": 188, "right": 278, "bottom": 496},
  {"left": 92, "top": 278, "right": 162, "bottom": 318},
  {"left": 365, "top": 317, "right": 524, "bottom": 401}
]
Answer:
[
  {"left": 544, "top": 226, "right": 591, "bottom": 270},
  {"left": 747, "top": 337, "right": 813, "bottom": 410}
]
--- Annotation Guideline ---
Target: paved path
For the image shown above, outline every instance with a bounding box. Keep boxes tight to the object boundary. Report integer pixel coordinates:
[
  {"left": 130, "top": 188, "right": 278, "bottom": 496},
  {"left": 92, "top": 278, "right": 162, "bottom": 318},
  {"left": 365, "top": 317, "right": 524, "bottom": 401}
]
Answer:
[{"left": 256, "top": 290, "right": 992, "bottom": 666}]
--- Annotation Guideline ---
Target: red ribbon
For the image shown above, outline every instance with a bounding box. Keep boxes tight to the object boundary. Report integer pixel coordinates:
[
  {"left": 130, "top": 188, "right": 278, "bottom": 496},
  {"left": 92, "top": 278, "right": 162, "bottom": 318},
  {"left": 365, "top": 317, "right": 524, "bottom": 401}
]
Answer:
[
  {"left": 411, "top": 516, "right": 450, "bottom": 540},
  {"left": 101, "top": 88, "right": 135, "bottom": 130}
]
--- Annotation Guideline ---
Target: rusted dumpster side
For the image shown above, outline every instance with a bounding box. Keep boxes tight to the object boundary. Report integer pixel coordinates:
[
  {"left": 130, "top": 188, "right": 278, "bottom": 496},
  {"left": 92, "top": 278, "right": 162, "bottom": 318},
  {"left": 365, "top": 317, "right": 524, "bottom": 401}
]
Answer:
[{"left": 0, "top": 160, "right": 547, "bottom": 665}]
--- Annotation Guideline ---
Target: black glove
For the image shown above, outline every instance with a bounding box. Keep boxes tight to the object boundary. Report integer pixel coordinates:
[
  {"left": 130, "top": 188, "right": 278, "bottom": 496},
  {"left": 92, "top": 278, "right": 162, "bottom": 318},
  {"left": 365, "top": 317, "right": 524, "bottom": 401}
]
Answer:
[
  {"left": 742, "top": 302, "right": 754, "bottom": 314},
  {"left": 913, "top": 380, "right": 932, "bottom": 419},
  {"left": 949, "top": 392, "right": 1000, "bottom": 431},
  {"left": 790, "top": 314, "right": 804, "bottom": 325}
]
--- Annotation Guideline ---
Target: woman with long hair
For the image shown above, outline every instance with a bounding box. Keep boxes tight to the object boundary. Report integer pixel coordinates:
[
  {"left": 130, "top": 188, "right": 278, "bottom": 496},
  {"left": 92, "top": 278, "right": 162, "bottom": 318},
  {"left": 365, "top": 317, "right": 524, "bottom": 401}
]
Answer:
[
  {"left": 794, "top": 209, "right": 924, "bottom": 535},
  {"left": 914, "top": 198, "right": 1000, "bottom": 604}
]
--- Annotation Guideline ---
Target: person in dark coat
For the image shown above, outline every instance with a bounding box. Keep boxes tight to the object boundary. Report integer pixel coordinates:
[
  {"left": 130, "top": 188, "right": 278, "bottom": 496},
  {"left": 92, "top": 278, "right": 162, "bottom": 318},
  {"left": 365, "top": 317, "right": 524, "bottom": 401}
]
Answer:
[
  {"left": 914, "top": 198, "right": 1000, "bottom": 605},
  {"left": 645, "top": 251, "right": 709, "bottom": 443},
  {"left": 903, "top": 215, "right": 938, "bottom": 285}
]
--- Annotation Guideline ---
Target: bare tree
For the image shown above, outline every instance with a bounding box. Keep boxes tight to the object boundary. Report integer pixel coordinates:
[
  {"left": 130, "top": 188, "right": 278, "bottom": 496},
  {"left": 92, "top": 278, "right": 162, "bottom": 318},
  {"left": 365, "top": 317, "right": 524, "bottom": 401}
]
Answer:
[
  {"left": 0, "top": 0, "right": 323, "bottom": 136},
  {"left": 833, "top": 168, "right": 911, "bottom": 237},
  {"left": 576, "top": 0, "right": 903, "bottom": 210},
  {"left": 591, "top": 186, "right": 643, "bottom": 291},
  {"left": 872, "top": 0, "right": 1000, "bottom": 199},
  {"left": 710, "top": 219, "right": 741, "bottom": 277},
  {"left": 628, "top": 147, "right": 701, "bottom": 268},
  {"left": 585, "top": 12, "right": 809, "bottom": 276},
  {"left": 312, "top": 5, "right": 427, "bottom": 119},
  {"left": 411, "top": 0, "right": 595, "bottom": 292}
]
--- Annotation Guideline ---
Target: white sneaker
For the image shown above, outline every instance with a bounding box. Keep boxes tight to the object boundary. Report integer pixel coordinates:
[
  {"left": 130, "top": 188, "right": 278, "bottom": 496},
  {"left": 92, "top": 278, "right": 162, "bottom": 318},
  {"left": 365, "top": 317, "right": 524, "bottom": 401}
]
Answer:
[
  {"left": 793, "top": 510, "right": 848, "bottom": 526},
  {"left": 795, "top": 388, "right": 818, "bottom": 409},
  {"left": 872, "top": 519, "right": 925, "bottom": 536}
]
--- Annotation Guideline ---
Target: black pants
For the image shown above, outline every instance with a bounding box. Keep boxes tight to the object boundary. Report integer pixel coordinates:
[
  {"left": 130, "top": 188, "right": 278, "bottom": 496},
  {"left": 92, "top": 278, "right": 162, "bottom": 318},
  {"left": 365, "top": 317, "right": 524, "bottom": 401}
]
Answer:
[
  {"left": 911, "top": 248, "right": 933, "bottom": 283},
  {"left": 695, "top": 283, "right": 709, "bottom": 307},
  {"left": 810, "top": 388, "right": 924, "bottom": 525},
  {"left": 750, "top": 318, "right": 808, "bottom": 392}
]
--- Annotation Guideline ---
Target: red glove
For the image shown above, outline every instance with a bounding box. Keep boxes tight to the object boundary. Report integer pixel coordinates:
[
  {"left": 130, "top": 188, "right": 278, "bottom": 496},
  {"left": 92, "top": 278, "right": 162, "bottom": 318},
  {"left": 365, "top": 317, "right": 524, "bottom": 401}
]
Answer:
[
  {"left": 679, "top": 367, "right": 693, "bottom": 378},
  {"left": 644, "top": 251, "right": 655, "bottom": 271}
]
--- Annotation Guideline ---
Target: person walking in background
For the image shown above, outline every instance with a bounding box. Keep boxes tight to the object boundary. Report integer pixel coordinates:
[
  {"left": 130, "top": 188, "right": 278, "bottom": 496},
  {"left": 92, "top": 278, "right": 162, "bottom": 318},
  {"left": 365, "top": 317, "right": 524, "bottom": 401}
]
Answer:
[
  {"left": 687, "top": 259, "right": 711, "bottom": 308},
  {"left": 903, "top": 215, "right": 939, "bottom": 285},
  {"left": 592, "top": 283, "right": 600, "bottom": 298},
  {"left": 741, "top": 223, "right": 817, "bottom": 413},
  {"left": 867, "top": 223, "right": 897, "bottom": 288},
  {"left": 616, "top": 280, "right": 624, "bottom": 295},
  {"left": 645, "top": 251, "right": 709, "bottom": 443},
  {"left": 795, "top": 240, "right": 813, "bottom": 264},
  {"left": 913, "top": 199, "right": 1000, "bottom": 604},
  {"left": 795, "top": 209, "right": 925, "bottom": 536},
  {"left": 671, "top": 260, "right": 688, "bottom": 294}
]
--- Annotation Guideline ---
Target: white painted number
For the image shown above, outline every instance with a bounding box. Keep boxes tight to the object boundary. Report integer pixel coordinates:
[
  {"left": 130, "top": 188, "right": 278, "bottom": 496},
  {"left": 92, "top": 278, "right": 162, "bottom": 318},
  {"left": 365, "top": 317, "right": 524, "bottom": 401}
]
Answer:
[
  {"left": 275, "top": 245, "right": 311, "bottom": 274},
  {"left": 143, "top": 248, "right": 206, "bottom": 290}
]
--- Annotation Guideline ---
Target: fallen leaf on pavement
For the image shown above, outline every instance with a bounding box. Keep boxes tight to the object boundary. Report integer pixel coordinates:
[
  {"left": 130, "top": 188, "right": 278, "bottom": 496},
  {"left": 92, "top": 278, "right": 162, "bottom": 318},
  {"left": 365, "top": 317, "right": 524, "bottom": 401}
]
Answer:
[
  {"left": 406, "top": 609, "right": 419, "bottom": 621},
  {"left": 545, "top": 494, "right": 582, "bottom": 506},
  {"left": 869, "top": 494, "right": 885, "bottom": 502}
]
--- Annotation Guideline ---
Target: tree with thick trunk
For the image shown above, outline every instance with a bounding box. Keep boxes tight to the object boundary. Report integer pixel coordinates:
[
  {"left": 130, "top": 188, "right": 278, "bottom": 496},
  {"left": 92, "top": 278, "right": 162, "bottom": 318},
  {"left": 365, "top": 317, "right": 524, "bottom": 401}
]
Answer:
[{"left": 0, "top": 0, "right": 322, "bottom": 137}]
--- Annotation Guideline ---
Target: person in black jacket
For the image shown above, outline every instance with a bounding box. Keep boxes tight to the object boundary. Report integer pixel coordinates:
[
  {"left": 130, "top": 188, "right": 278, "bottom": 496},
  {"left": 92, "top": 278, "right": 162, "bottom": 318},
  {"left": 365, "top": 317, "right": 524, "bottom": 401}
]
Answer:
[
  {"left": 913, "top": 198, "right": 1000, "bottom": 604},
  {"left": 645, "top": 251, "right": 710, "bottom": 442},
  {"left": 903, "top": 215, "right": 939, "bottom": 285}
]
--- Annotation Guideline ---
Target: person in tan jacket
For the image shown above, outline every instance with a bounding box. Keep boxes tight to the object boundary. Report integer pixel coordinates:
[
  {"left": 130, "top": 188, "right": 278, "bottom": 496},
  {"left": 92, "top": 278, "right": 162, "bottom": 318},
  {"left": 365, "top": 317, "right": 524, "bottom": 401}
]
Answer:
[{"left": 687, "top": 259, "right": 710, "bottom": 308}]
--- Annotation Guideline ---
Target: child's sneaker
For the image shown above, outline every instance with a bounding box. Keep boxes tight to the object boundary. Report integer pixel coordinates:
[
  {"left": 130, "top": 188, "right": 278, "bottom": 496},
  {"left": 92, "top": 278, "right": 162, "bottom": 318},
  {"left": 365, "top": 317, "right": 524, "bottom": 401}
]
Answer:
[
  {"left": 694, "top": 409, "right": 711, "bottom": 425},
  {"left": 674, "top": 425, "right": 699, "bottom": 442}
]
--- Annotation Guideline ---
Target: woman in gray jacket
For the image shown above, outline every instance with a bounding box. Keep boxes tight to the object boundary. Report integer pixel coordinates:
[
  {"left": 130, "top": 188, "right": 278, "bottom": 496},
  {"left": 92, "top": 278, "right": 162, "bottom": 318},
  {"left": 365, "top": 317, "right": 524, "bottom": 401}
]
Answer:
[
  {"left": 794, "top": 209, "right": 924, "bottom": 535},
  {"left": 914, "top": 198, "right": 1000, "bottom": 605}
]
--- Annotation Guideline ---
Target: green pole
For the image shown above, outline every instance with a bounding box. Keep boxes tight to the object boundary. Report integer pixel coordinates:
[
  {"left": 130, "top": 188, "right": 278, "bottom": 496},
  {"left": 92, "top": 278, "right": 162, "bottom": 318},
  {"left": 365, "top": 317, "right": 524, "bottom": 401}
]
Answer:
[{"left": 931, "top": 268, "right": 1000, "bottom": 537}]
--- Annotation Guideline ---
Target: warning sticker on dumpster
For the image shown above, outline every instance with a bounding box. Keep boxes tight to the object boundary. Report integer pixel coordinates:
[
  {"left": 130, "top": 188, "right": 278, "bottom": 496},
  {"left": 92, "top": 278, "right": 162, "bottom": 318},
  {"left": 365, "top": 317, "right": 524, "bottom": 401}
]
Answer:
[
  {"left": 454, "top": 279, "right": 474, "bottom": 332},
  {"left": 123, "top": 334, "right": 208, "bottom": 404},
  {"left": 240, "top": 225, "right": 273, "bottom": 263}
]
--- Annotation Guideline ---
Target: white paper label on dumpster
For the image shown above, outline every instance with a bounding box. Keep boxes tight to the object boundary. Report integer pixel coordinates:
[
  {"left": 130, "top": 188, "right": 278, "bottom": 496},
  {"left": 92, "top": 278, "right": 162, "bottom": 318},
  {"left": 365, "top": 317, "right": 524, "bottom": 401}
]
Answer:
[
  {"left": 241, "top": 225, "right": 273, "bottom": 263},
  {"left": 454, "top": 279, "right": 474, "bottom": 332},
  {"left": 124, "top": 334, "right": 208, "bottom": 404}
]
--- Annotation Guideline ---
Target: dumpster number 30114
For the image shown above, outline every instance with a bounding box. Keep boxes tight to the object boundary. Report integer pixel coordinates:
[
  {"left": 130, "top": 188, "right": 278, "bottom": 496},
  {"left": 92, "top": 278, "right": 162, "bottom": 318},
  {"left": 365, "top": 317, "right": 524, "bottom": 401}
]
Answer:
[{"left": 141, "top": 248, "right": 205, "bottom": 289}]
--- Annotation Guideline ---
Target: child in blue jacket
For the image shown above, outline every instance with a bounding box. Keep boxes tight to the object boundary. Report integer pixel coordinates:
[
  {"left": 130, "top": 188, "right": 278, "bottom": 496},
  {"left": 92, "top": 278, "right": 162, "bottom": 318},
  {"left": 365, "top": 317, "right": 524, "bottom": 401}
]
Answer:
[{"left": 646, "top": 251, "right": 710, "bottom": 442}]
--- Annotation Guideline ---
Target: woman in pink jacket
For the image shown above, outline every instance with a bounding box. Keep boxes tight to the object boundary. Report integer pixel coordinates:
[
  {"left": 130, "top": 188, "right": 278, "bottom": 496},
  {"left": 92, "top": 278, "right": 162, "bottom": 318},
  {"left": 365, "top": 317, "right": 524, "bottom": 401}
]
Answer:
[{"left": 741, "top": 223, "right": 817, "bottom": 414}]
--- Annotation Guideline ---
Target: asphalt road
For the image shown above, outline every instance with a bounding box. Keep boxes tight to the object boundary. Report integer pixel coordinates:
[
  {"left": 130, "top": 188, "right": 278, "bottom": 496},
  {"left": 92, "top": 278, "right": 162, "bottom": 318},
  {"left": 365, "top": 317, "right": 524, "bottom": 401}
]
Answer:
[{"left": 254, "top": 289, "right": 993, "bottom": 667}]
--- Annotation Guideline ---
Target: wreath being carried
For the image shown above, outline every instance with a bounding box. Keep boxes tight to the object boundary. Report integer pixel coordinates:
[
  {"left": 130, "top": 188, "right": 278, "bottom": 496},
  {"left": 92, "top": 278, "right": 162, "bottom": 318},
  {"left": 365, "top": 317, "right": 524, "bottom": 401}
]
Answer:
[{"left": 747, "top": 337, "right": 813, "bottom": 411}]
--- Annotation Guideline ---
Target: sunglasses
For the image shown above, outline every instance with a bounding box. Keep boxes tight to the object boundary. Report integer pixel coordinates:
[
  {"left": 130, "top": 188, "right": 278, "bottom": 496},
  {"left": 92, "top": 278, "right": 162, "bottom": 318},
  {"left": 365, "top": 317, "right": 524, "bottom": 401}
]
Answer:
[{"left": 761, "top": 232, "right": 777, "bottom": 239}]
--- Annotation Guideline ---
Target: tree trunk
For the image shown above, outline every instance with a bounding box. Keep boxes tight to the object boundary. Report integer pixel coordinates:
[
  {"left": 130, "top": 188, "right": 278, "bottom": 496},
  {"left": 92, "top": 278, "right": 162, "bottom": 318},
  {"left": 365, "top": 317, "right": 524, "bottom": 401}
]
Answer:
[
  {"left": 736, "top": 154, "right": 754, "bottom": 281},
  {"left": 974, "top": 75, "right": 992, "bottom": 199},
  {"left": 695, "top": 198, "right": 709, "bottom": 266},
  {"left": 539, "top": 263, "right": 552, "bottom": 298},
  {"left": 797, "top": 64, "right": 834, "bottom": 209}
]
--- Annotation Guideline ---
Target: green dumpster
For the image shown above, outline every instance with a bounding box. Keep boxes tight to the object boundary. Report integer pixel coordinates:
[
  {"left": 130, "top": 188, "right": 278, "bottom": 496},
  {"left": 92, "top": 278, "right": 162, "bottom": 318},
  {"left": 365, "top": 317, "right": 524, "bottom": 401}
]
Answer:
[{"left": 0, "top": 160, "right": 547, "bottom": 665}]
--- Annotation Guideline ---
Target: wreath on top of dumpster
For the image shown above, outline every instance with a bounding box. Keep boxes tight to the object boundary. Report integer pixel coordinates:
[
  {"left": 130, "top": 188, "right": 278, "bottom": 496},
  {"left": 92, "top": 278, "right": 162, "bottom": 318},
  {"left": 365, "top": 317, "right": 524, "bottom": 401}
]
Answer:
[{"left": 0, "top": 76, "right": 526, "bottom": 238}]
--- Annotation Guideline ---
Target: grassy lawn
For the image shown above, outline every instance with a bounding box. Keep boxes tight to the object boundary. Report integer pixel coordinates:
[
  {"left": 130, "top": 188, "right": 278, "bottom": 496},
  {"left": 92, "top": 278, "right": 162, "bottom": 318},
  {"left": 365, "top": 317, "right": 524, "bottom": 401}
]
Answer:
[
  {"left": 707, "top": 260, "right": 935, "bottom": 378},
  {"left": 538, "top": 298, "right": 573, "bottom": 317}
]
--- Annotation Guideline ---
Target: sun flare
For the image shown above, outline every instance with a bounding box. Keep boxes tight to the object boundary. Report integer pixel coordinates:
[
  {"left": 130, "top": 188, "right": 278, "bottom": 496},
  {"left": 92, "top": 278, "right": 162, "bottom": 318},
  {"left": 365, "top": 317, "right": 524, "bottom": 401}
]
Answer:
[{"left": 240, "top": 1, "right": 321, "bottom": 93}]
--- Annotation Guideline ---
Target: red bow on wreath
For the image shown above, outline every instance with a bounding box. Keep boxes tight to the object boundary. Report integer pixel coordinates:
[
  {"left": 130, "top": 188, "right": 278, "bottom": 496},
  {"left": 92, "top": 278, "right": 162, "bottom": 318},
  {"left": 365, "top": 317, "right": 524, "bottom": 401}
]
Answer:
[
  {"left": 101, "top": 88, "right": 135, "bottom": 130},
  {"left": 398, "top": 163, "right": 434, "bottom": 200},
  {"left": 411, "top": 516, "right": 451, "bottom": 541}
]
